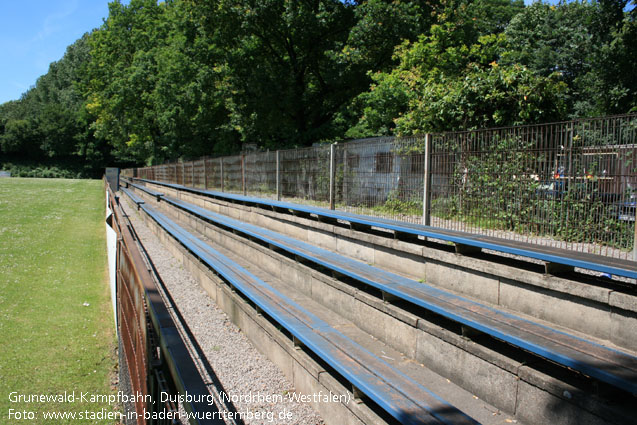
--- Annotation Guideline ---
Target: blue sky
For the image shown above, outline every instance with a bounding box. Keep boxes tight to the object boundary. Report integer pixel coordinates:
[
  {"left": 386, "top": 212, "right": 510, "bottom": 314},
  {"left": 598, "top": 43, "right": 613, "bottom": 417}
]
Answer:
[
  {"left": 0, "top": 1, "right": 123, "bottom": 104},
  {"left": 0, "top": 0, "right": 555, "bottom": 105}
]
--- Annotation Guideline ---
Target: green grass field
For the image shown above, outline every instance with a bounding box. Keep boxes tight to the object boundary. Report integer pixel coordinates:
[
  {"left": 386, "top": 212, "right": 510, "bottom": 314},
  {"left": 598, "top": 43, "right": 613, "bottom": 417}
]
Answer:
[{"left": 0, "top": 178, "right": 117, "bottom": 424}]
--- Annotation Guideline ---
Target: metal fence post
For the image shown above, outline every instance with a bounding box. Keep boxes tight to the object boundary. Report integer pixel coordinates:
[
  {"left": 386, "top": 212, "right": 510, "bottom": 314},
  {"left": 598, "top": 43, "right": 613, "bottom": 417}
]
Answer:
[
  {"left": 220, "top": 158, "right": 224, "bottom": 192},
  {"left": 342, "top": 148, "right": 348, "bottom": 208},
  {"left": 204, "top": 158, "right": 209, "bottom": 190},
  {"left": 276, "top": 150, "right": 281, "bottom": 201},
  {"left": 241, "top": 154, "right": 246, "bottom": 195},
  {"left": 329, "top": 143, "right": 336, "bottom": 210},
  {"left": 423, "top": 134, "right": 432, "bottom": 226},
  {"left": 633, "top": 209, "right": 637, "bottom": 261}
]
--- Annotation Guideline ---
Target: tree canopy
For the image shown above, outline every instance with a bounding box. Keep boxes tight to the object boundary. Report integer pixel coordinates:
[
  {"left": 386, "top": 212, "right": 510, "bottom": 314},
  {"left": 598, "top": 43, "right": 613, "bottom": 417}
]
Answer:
[{"left": 1, "top": 0, "right": 636, "bottom": 171}]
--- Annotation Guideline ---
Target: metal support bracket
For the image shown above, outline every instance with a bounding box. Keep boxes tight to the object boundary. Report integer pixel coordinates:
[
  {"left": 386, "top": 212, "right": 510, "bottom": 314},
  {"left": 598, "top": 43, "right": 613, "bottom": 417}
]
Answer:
[
  {"left": 455, "top": 243, "right": 482, "bottom": 255},
  {"left": 545, "top": 262, "right": 575, "bottom": 275}
]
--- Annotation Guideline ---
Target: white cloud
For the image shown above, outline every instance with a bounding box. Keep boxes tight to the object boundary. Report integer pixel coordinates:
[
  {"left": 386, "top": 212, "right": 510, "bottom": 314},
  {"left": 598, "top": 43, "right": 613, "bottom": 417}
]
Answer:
[{"left": 34, "top": 0, "right": 79, "bottom": 42}]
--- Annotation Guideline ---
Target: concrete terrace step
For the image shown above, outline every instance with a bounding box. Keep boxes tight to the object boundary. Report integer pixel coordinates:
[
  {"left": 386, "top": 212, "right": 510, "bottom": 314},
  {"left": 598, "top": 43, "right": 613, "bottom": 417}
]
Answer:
[
  {"left": 137, "top": 200, "right": 481, "bottom": 425},
  {"left": 125, "top": 182, "right": 637, "bottom": 424},
  {"left": 153, "top": 192, "right": 637, "bottom": 396},
  {"left": 205, "top": 236, "right": 521, "bottom": 425},
  {"left": 132, "top": 178, "right": 637, "bottom": 280}
]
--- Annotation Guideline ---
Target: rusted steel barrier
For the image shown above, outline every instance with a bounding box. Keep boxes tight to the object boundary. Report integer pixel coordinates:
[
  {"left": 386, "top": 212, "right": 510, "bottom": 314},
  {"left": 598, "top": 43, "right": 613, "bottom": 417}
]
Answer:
[{"left": 106, "top": 182, "right": 223, "bottom": 425}]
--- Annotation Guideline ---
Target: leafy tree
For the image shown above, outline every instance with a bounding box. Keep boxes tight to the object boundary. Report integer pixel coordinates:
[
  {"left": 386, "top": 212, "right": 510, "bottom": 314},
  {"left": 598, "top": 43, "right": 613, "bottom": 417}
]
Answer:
[
  {"left": 395, "top": 62, "right": 567, "bottom": 134},
  {"left": 434, "top": 0, "right": 524, "bottom": 39},
  {"left": 346, "top": 0, "right": 527, "bottom": 137},
  {"left": 205, "top": 0, "right": 359, "bottom": 147},
  {"left": 586, "top": 1, "right": 637, "bottom": 114},
  {"left": 38, "top": 105, "right": 80, "bottom": 157},
  {"left": 343, "top": 0, "right": 439, "bottom": 72},
  {"left": 2, "top": 0, "right": 635, "bottom": 172},
  {"left": 502, "top": 0, "right": 637, "bottom": 116},
  {"left": 1, "top": 34, "right": 96, "bottom": 162},
  {"left": 150, "top": 0, "right": 239, "bottom": 159},
  {"left": 85, "top": 0, "right": 169, "bottom": 163},
  {"left": 1, "top": 118, "right": 41, "bottom": 156},
  {"left": 86, "top": 0, "right": 243, "bottom": 163}
]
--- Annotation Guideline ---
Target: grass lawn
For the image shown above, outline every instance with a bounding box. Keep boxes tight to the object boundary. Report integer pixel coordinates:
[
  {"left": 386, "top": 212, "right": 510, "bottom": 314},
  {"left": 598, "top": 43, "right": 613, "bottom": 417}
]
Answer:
[{"left": 0, "top": 178, "right": 117, "bottom": 424}]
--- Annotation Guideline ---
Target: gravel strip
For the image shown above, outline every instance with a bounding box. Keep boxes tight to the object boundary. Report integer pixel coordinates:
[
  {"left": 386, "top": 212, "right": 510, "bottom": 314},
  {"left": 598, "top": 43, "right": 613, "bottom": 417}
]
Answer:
[{"left": 120, "top": 198, "right": 324, "bottom": 425}]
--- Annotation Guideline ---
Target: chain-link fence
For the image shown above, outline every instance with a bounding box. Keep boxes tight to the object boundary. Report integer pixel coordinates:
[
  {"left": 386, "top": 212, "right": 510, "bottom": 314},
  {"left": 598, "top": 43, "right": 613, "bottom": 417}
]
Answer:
[{"left": 127, "top": 114, "right": 637, "bottom": 260}]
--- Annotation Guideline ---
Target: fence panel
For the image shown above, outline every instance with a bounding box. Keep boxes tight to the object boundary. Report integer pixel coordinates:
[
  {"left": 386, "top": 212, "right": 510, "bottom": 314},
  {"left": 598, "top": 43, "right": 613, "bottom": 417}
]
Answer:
[
  {"left": 124, "top": 113, "right": 636, "bottom": 260},
  {"left": 279, "top": 145, "right": 331, "bottom": 204},
  {"left": 245, "top": 151, "right": 277, "bottom": 198},
  {"left": 336, "top": 137, "right": 426, "bottom": 224},
  {"left": 205, "top": 158, "right": 221, "bottom": 190},
  {"left": 429, "top": 115, "right": 636, "bottom": 259},
  {"left": 221, "top": 155, "right": 241, "bottom": 193},
  {"left": 192, "top": 159, "right": 205, "bottom": 189},
  {"left": 175, "top": 163, "right": 183, "bottom": 185},
  {"left": 184, "top": 162, "right": 192, "bottom": 187}
]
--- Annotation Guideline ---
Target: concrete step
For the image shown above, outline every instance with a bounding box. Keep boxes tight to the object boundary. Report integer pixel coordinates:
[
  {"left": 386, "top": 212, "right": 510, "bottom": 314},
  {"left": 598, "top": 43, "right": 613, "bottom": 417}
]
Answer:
[
  {"left": 143, "top": 181, "right": 637, "bottom": 355},
  {"left": 130, "top": 184, "right": 637, "bottom": 425}
]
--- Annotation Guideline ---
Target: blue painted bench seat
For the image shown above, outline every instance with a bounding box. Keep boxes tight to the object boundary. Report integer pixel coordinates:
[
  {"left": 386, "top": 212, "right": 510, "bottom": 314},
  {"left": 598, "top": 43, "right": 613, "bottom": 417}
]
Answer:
[
  {"left": 134, "top": 178, "right": 637, "bottom": 281},
  {"left": 127, "top": 194, "right": 479, "bottom": 425},
  {"left": 143, "top": 191, "right": 637, "bottom": 395},
  {"left": 130, "top": 182, "right": 164, "bottom": 200},
  {"left": 121, "top": 187, "right": 145, "bottom": 206}
]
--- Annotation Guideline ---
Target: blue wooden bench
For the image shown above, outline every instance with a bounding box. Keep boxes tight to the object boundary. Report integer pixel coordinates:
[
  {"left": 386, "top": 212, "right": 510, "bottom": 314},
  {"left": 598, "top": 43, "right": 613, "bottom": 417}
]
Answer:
[
  {"left": 152, "top": 193, "right": 637, "bottom": 395},
  {"left": 121, "top": 187, "right": 145, "bottom": 209},
  {"left": 129, "top": 195, "right": 480, "bottom": 425},
  {"left": 134, "top": 178, "right": 637, "bottom": 280},
  {"left": 130, "top": 182, "right": 164, "bottom": 201}
]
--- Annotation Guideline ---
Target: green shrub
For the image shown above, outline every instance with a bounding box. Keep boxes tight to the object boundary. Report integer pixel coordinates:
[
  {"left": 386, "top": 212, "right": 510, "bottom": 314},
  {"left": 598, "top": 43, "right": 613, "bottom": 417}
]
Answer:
[{"left": 0, "top": 159, "right": 92, "bottom": 179}]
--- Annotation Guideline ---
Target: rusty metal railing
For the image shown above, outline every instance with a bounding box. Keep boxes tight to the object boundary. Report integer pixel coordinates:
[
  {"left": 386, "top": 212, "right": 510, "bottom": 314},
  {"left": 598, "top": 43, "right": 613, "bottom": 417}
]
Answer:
[{"left": 106, "top": 182, "right": 224, "bottom": 425}]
